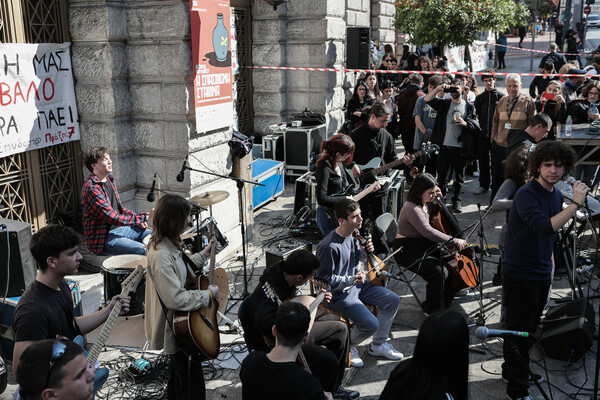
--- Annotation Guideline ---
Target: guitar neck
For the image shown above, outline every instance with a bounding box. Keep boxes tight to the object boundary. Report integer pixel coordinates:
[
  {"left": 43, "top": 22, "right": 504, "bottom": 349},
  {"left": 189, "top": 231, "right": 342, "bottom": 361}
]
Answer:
[
  {"left": 308, "top": 291, "right": 326, "bottom": 314},
  {"left": 87, "top": 292, "right": 123, "bottom": 364},
  {"left": 369, "top": 149, "right": 424, "bottom": 176}
]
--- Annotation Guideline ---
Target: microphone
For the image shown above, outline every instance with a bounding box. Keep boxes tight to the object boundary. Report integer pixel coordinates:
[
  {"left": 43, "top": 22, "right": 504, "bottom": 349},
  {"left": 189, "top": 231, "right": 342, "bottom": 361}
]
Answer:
[
  {"left": 380, "top": 270, "right": 402, "bottom": 280},
  {"left": 146, "top": 173, "right": 157, "bottom": 202},
  {"left": 475, "top": 326, "right": 530, "bottom": 339},
  {"left": 176, "top": 156, "right": 188, "bottom": 182},
  {"left": 565, "top": 176, "right": 600, "bottom": 203}
]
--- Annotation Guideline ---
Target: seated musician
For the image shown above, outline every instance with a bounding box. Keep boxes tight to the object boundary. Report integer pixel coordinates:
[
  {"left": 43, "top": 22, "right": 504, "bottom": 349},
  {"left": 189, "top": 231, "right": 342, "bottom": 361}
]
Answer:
[
  {"left": 393, "top": 173, "right": 467, "bottom": 314},
  {"left": 240, "top": 302, "right": 333, "bottom": 400},
  {"left": 316, "top": 198, "right": 403, "bottom": 369},
  {"left": 315, "top": 134, "right": 380, "bottom": 236},
  {"left": 241, "top": 249, "right": 357, "bottom": 400},
  {"left": 144, "top": 194, "right": 218, "bottom": 400}
]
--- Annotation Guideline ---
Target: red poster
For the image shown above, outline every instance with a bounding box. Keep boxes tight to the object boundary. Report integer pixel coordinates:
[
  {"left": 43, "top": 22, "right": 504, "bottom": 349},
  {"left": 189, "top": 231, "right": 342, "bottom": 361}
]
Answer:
[{"left": 191, "top": 0, "right": 233, "bottom": 133}]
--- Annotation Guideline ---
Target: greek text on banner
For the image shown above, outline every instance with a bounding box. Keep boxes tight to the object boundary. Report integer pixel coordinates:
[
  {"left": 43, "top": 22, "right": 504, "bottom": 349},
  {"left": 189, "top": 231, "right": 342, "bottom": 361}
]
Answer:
[{"left": 0, "top": 42, "right": 80, "bottom": 158}]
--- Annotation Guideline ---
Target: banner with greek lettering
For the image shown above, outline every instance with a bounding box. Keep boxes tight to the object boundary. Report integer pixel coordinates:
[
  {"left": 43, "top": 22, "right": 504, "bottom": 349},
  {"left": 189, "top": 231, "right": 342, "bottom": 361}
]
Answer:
[
  {"left": 191, "top": 0, "right": 234, "bottom": 133},
  {"left": 0, "top": 42, "right": 80, "bottom": 158},
  {"left": 469, "top": 41, "right": 489, "bottom": 72}
]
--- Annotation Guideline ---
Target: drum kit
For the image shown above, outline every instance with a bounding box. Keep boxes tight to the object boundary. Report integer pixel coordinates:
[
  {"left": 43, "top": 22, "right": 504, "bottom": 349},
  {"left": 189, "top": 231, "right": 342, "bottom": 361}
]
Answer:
[{"left": 101, "top": 190, "right": 231, "bottom": 316}]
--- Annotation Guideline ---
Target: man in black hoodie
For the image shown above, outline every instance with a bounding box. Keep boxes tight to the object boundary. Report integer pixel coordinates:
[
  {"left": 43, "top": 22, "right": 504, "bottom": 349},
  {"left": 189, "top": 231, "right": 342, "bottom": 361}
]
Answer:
[
  {"left": 474, "top": 70, "right": 504, "bottom": 195},
  {"left": 506, "top": 113, "right": 552, "bottom": 156},
  {"left": 240, "top": 249, "right": 357, "bottom": 400}
]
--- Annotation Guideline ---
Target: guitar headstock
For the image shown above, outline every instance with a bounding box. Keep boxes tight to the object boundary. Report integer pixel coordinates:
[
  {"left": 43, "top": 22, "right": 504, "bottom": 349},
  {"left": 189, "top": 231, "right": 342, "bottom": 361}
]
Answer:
[
  {"left": 421, "top": 142, "right": 440, "bottom": 156},
  {"left": 121, "top": 265, "right": 145, "bottom": 293},
  {"left": 311, "top": 277, "right": 331, "bottom": 292},
  {"left": 262, "top": 282, "right": 281, "bottom": 305}
]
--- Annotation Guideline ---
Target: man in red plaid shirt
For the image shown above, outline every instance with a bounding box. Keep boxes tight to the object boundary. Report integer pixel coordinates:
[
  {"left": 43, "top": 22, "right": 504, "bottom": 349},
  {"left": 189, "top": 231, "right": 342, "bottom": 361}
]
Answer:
[{"left": 81, "top": 147, "right": 151, "bottom": 255}]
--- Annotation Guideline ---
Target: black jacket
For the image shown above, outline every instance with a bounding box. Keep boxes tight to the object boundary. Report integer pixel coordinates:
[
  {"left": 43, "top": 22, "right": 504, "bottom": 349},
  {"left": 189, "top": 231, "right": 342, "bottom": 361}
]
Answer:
[
  {"left": 506, "top": 128, "right": 535, "bottom": 156},
  {"left": 566, "top": 98, "right": 593, "bottom": 124},
  {"left": 474, "top": 89, "right": 504, "bottom": 138},
  {"left": 529, "top": 76, "right": 554, "bottom": 99}
]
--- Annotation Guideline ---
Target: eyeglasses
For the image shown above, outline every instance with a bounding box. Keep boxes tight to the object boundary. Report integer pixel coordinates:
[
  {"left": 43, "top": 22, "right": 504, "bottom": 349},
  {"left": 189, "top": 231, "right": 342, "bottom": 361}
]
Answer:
[
  {"left": 589, "top": 91, "right": 600, "bottom": 96},
  {"left": 384, "top": 59, "right": 392, "bottom": 62},
  {"left": 45, "top": 338, "right": 68, "bottom": 388}
]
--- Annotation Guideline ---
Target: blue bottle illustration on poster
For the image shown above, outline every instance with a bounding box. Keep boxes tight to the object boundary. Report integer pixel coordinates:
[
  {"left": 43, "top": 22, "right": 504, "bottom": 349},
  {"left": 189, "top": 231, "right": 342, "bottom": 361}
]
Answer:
[{"left": 213, "top": 13, "right": 229, "bottom": 62}]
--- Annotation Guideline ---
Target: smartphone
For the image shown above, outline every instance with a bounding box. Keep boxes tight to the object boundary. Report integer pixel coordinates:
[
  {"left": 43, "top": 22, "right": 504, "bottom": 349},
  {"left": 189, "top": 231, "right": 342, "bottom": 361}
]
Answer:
[
  {"left": 590, "top": 103, "right": 598, "bottom": 114},
  {"left": 443, "top": 87, "right": 459, "bottom": 93},
  {"left": 541, "top": 92, "right": 555, "bottom": 101}
]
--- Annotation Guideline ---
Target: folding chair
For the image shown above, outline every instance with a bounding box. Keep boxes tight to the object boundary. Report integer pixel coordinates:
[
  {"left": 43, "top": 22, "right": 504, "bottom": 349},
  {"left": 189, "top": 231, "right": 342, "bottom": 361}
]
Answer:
[{"left": 374, "top": 212, "right": 423, "bottom": 310}]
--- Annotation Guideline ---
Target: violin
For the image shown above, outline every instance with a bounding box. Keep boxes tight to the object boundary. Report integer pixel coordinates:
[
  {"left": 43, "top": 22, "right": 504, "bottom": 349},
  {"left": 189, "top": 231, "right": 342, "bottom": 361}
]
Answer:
[
  {"left": 352, "top": 230, "right": 388, "bottom": 286},
  {"left": 429, "top": 196, "right": 479, "bottom": 290}
]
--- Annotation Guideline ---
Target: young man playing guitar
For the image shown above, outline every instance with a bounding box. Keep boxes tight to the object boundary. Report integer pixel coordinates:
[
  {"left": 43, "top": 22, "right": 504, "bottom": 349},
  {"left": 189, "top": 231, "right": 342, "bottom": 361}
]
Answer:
[
  {"left": 144, "top": 194, "right": 218, "bottom": 400},
  {"left": 241, "top": 302, "right": 333, "bottom": 400},
  {"left": 11, "top": 225, "right": 131, "bottom": 381},
  {"left": 241, "top": 249, "right": 358, "bottom": 400},
  {"left": 349, "top": 102, "right": 414, "bottom": 253},
  {"left": 316, "top": 198, "right": 403, "bottom": 368}
]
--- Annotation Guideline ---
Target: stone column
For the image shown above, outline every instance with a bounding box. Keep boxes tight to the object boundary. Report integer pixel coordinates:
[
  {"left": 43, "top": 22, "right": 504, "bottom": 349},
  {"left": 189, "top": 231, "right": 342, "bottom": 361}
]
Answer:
[
  {"left": 371, "top": 0, "right": 396, "bottom": 46},
  {"left": 252, "top": 0, "right": 347, "bottom": 134}
]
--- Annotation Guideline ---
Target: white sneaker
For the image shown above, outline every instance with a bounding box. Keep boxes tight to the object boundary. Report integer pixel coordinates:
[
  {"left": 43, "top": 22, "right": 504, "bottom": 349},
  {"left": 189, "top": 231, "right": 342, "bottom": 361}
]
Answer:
[
  {"left": 349, "top": 347, "right": 364, "bottom": 367},
  {"left": 368, "top": 342, "right": 403, "bottom": 360}
]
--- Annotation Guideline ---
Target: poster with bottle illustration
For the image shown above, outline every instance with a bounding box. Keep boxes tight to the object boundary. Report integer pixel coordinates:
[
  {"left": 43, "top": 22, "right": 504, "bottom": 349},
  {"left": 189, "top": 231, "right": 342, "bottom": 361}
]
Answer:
[{"left": 191, "top": 0, "right": 233, "bottom": 133}]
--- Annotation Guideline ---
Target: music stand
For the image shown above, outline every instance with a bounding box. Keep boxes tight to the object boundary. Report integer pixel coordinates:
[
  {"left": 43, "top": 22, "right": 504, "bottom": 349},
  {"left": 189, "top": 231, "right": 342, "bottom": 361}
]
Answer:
[{"left": 182, "top": 164, "right": 263, "bottom": 300}]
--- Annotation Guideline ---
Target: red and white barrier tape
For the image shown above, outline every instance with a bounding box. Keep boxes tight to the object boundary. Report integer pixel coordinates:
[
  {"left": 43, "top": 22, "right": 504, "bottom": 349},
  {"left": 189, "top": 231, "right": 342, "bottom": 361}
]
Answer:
[
  {"left": 491, "top": 42, "right": 593, "bottom": 56},
  {"left": 247, "top": 65, "right": 600, "bottom": 79}
]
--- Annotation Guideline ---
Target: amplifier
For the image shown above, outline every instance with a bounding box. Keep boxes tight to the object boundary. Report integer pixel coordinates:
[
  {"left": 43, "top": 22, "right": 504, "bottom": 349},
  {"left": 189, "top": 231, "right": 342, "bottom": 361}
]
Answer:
[
  {"left": 293, "top": 172, "right": 317, "bottom": 215},
  {"left": 284, "top": 124, "right": 327, "bottom": 177},
  {"left": 386, "top": 172, "right": 407, "bottom": 221},
  {"left": 0, "top": 218, "right": 37, "bottom": 298},
  {"left": 266, "top": 240, "right": 313, "bottom": 268}
]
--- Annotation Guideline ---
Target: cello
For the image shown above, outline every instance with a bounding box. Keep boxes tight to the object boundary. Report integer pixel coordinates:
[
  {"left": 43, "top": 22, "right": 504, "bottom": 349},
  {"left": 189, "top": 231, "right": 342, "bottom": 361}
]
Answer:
[{"left": 429, "top": 196, "right": 479, "bottom": 290}]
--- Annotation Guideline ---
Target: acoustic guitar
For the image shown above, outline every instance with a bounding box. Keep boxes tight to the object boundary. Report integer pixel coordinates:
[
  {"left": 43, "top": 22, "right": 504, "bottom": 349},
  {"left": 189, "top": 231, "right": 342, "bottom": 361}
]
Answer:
[{"left": 173, "top": 222, "right": 228, "bottom": 360}]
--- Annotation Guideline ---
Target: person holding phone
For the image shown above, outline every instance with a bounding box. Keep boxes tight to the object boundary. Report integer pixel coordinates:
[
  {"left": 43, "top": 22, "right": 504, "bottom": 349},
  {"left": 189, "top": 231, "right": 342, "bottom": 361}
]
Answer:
[
  {"left": 534, "top": 80, "right": 565, "bottom": 140},
  {"left": 566, "top": 80, "right": 600, "bottom": 123}
]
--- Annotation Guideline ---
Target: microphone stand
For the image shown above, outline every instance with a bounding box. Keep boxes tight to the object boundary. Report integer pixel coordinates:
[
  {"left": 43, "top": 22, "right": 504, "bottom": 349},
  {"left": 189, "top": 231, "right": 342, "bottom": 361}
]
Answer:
[
  {"left": 182, "top": 164, "right": 264, "bottom": 300},
  {"left": 474, "top": 203, "right": 492, "bottom": 326},
  {"left": 508, "top": 341, "right": 551, "bottom": 400}
]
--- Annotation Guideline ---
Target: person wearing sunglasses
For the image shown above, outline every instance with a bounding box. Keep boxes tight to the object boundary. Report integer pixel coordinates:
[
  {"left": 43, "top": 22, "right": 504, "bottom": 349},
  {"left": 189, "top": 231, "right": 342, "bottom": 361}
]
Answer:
[
  {"left": 16, "top": 338, "right": 95, "bottom": 400},
  {"left": 12, "top": 225, "right": 131, "bottom": 380}
]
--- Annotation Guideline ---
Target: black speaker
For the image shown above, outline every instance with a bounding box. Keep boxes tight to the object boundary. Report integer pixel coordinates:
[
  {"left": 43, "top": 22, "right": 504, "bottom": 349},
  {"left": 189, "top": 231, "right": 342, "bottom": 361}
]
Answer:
[
  {"left": 540, "top": 298, "right": 596, "bottom": 362},
  {"left": 293, "top": 172, "right": 317, "bottom": 214},
  {"left": 265, "top": 240, "right": 313, "bottom": 268},
  {"left": 284, "top": 124, "right": 327, "bottom": 177},
  {"left": 0, "top": 219, "right": 36, "bottom": 298},
  {"left": 347, "top": 27, "right": 371, "bottom": 69}
]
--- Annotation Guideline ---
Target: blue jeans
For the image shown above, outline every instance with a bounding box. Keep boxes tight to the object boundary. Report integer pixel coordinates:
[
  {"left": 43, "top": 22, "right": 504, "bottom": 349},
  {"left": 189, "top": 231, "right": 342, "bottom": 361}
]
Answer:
[
  {"left": 326, "top": 281, "right": 400, "bottom": 345},
  {"left": 316, "top": 206, "right": 337, "bottom": 236},
  {"left": 104, "top": 225, "right": 152, "bottom": 255}
]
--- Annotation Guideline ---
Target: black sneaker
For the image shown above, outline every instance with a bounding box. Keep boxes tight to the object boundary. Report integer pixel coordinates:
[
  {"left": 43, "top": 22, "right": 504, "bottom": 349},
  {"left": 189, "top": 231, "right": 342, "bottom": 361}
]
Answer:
[
  {"left": 452, "top": 200, "right": 462, "bottom": 213},
  {"left": 502, "top": 373, "right": 543, "bottom": 385},
  {"left": 334, "top": 386, "right": 360, "bottom": 399},
  {"left": 492, "top": 273, "right": 502, "bottom": 286}
]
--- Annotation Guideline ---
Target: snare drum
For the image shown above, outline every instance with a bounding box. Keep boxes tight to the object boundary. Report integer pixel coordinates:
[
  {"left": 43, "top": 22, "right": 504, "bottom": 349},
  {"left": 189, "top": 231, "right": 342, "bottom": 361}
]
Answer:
[{"left": 102, "top": 255, "right": 147, "bottom": 316}]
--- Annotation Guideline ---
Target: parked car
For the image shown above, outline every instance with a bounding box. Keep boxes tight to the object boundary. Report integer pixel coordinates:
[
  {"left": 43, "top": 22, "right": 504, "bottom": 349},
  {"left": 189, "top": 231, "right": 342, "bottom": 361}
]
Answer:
[{"left": 588, "top": 15, "right": 600, "bottom": 29}]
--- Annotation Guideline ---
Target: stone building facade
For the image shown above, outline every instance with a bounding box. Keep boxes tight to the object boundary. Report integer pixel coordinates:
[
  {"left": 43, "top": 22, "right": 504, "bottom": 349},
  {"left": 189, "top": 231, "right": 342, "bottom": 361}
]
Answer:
[{"left": 66, "top": 0, "right": 396, "bottom": 253}]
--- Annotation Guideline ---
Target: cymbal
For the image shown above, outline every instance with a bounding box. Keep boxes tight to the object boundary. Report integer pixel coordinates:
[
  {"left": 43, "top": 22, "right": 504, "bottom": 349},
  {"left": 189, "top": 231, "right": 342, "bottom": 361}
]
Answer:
[{"left": 190, "top": 190, "right": 229, "bottom": 207}]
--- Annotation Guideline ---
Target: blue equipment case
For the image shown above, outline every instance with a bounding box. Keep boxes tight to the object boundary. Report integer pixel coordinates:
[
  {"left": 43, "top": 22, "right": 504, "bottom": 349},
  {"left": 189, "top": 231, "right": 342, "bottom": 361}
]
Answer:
[{"left": 252, "top": 158, "right": 284, "bottom": 209}]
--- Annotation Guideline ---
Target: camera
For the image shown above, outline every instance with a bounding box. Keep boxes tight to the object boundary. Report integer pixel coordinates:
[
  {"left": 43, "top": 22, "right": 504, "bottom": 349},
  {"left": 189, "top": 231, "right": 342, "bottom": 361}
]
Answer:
[{"left": 443, "top": 86, "right": 459, "bottom": 93}]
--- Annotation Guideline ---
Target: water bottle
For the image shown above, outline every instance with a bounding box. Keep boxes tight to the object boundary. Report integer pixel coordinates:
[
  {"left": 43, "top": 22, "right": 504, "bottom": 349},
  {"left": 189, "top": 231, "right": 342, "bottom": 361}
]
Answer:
[{"left": 565, "top": 115, "right": 572, "bottom": 138}]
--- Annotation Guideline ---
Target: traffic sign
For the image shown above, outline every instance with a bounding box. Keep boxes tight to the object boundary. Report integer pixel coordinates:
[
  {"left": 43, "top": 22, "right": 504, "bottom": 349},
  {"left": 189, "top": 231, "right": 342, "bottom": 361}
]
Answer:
[{"left": 584, "top": 5, "right": 591, "bottom": 14}]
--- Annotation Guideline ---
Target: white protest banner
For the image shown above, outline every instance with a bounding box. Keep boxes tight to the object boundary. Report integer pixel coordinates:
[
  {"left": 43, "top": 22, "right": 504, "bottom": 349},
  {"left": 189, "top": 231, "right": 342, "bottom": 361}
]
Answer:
[
  {"left": 0, "top": 42, "right": 80, "bottom": 158},
  {"left": 443, "top": 45, "right": 466, "bottom": 72},
  {"left": 469, "top": 41, "right": 489, "bottom": 72}
]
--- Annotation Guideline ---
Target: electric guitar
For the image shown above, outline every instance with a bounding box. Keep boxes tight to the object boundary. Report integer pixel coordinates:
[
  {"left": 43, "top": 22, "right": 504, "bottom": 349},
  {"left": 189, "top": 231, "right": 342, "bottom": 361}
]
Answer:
[
  {"left": 344, "top": 143, "right": 439, "bottom": 191},
  {"left": 74, "top": 264, "right": 145, "bottom": 395},
  {"left": 173, "top": 223, "right": 228, "bottom": 360}
]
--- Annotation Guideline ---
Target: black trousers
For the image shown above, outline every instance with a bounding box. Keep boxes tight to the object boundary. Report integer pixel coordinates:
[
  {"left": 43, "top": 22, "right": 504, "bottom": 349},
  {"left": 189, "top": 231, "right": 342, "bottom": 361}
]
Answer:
[
  {"left": 498, "top": 52, "right": 506, "bottom": 69},
  {"left": 502, "top": 276, "right": 550, "bottom": 398},
  {"left": 305, "top": 320, "right": 350, "bottom": 392},
  {"left": 490, "top": 142, "right": 507, "bottom": 202},
  {"left": 437, "top": 145, "right": 466, "bottom": 202},
  {"left": 476, "top": 135, "right": 491, "bottom": 190},
  {"left": 169, "top": 351, "right": 206, "bottom": 400},
  {"left": 394, "top": 237, "right": 453, "bottom": 314}
]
